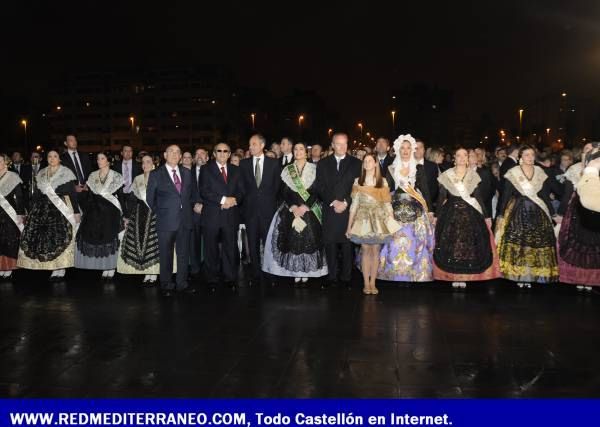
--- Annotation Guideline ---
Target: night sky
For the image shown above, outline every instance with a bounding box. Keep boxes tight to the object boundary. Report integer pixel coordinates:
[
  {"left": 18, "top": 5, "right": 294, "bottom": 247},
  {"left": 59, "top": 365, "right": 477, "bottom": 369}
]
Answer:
[{"left": 3, "top": 0, "right": 600, "bottom": 136}]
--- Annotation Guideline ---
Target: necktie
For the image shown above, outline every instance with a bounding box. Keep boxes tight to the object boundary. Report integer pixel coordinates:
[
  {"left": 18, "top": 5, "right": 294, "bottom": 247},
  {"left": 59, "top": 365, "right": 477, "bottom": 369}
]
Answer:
[
  {"left": 221, "top": 166, "right": 228, "bottom": 184},
  {"left": 255, "top": 158, "right": 262, "bottom": 188},
  {"left": 336, "top": 158, "right": 341, "bottom": 172},
  {"left": 72, "top": 152, "right": 85, "bottom": 184},
  {"left": 172, "top": 168, "right": 181, "bottom": 193},
  {"left": 124, "top": 162, "right": 130, "bottom": 192},
  {"left": 283, "top": 156, "right": 289, "bottom": 166}
]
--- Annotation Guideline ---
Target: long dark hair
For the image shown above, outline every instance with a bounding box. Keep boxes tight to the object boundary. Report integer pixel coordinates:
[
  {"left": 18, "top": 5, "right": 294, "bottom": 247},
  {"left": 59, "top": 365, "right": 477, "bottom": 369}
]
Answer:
[{"left": 358, "top": 153, "right": 384, "bottom": 188}]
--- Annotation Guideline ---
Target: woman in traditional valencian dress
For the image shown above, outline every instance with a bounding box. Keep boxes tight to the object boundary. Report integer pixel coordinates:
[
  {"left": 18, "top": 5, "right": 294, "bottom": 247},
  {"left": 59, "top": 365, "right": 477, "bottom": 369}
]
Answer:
[
  {"left": 555, "top": 142, "right": 600, "bottom": 291},
  {"left": 347, "top": 154, "right": 400, "bottom": 294},
  {"left": 495, "top": 145, "right": 559, "bottom": 288},
  {"left": 433, "top": 148, "right": 501, "bottom": 289},
  {"left": 117, "top": 155, "right": 160, "bottom": 284},
  {"left": 75, "top": 152, "right": 124, "bottom": 279},
  {"left": 0, "top": 153, "right": 25, "bottom": 280},
  {"left": 262, "top": 142, "right": 327, "bottom": 284},
  {"left": 378, "top": 134, "right": 434, "bottom": 282},
  {"left": 17, "top": 149, "right": 80, "bottom": 281}
]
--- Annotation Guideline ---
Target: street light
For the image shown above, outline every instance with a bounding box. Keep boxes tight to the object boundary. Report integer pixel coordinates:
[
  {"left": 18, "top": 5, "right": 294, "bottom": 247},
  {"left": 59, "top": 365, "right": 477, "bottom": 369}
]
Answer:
[
  {"left": 298, "top": 115, "right": 304, "bottom": 128},
  {"left": 358, "top": 122, "right": 363, "bottom": 138},
  {"left": 391, "top": 111, "right": 396, "bottom": 132},
  {"left": 250, "top": 113, "right": 256, "bottom": 129},
  {"left": 21, "top": 119, "right": 27, "bottom": 151},
  {"left": 129, "top": 116, "right": 135, "bottom": 131},
  {"left": 327, "top": 128, "right": 333, "bottom": 138},
  {"left": 519, "top": 109, "right": 524, "bottom": 136}
]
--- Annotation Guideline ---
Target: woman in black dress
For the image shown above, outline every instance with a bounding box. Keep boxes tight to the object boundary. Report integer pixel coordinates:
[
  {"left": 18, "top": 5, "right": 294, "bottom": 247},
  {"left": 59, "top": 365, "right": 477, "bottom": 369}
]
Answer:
[{"left": 0, "top": 153, "right": 25, "bottom": 279}]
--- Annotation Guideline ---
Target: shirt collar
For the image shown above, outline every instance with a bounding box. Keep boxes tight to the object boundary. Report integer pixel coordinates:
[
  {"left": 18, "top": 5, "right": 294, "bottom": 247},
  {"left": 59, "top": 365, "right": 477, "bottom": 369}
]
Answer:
[{"left": 335, "top": 155, "right": 346, "bottom": 161}]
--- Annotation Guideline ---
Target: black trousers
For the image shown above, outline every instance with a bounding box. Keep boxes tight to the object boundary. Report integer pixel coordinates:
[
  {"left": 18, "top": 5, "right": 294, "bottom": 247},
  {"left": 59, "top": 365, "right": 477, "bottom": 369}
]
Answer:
[
  {"left": 325, "top": 242, "right": 353, "bottom": 282},
  {"left": 204, "top": 221, "right": 238, "bottom": 283},
  {"left": 190, "top": 214, "right": 203, "bottom": 275},
  {"left": 245, "top": 216, "right": 269, "bottom": 280},
  {"left": 158, "top": 227, "right": 191, "bottom": 290}
]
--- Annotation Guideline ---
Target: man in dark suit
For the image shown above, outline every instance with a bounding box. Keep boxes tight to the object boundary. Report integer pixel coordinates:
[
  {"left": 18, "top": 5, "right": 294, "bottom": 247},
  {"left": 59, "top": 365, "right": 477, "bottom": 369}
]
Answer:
[
  {"left": 60, "top": 134, "right": 93, "bottom": 194},
  {"left": 190, "top": 147, "right": 209, "bottom": 278},
  {"left": 316, "top": 132, "right": 362, "bottom": 288},
  {"left": 415, "top": 139, "right": 440, "bottom": 206},
  {"left": 280, "top": 137, "right": 294, "bottom": 168},
  {"left": 375, "top": 137, "right": 394, "bottom": 176},
  {"left": 146, "top": 144, "right": 202, "bottom": 297},
  {"left": 12, "top": 152, "right": 45, "bottom": 213},
  {"left": 498, "top": 144, "right": 519, "bottom": 198},
  {"left": 199, "top": 143, "right": 243, "bottom": 290},
  {"left": 239, "top": 134, "right": 281, "bottom": 285},
  {"left": 111, "top": 145, "right": 142, "bottom": 218}
]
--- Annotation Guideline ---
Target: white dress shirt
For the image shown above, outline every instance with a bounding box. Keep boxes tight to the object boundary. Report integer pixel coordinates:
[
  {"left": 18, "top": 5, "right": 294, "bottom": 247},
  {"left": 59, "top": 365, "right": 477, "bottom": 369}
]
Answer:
[
  {"left": 282, "top": 153, "right": 293, "bottom": 165},
  {"left": 122, "top": 159, "right": 133, "bottom": 192},
  {"left": 217, "top": 162, "right": 228, "bottom": 205},
  {"left": 165, "top": 164, "right": 182, "bottom": 186}
]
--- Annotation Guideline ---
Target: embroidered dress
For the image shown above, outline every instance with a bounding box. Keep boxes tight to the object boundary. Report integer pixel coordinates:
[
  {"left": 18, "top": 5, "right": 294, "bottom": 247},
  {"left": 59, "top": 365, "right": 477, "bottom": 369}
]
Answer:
[
  {"left": 0, "top": 171, "right": 25, "bottom": 271},
  {"left": 117, "top": 174, "right": 160, "bottom": 275},
  {"left": 262, "top": 162, "right": 328, "bottom": 277},
  {"left": 17, "top": 166, "right": 79, "bottom": 270},
  {"left": 496, "top": 166, "right": 559, "bottom": 283},
  {"left": 348, "top": 180, "right": 399, "bottom": 245},
  {"left": 75, "top": 169, "right": 123, "bottom": 270},
  {"left": 433, "top": 168, "right": 501, "bottom": 282},
  {"left": 557, "top": 163, "right": 600, "bottom": 286}
]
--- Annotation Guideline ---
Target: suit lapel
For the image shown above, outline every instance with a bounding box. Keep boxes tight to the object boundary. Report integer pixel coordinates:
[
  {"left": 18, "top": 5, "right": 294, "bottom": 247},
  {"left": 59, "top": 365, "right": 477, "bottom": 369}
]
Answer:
[{"left": 163, "top": 165, "right": 178, "bottom": 194}]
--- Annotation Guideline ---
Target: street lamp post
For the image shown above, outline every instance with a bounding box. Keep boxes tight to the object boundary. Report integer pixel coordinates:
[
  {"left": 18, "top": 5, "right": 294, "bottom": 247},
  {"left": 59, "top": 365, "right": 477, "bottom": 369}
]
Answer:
[
  {"left": 251, "top": 113, "right": 256, "bottom": 129},
  {"left": 328, "top": 128, "right": 333, "bottom": 138},
  {"left": 298, "top": 115, "right": 304, "bottom": 136},
  {"left": 21, "top": 119, "right": 28, "bottom": 152},
  {"left": 519, "top": 109, "right": 524, "bottom": 137},
  {"left": 391, "top": 111, "right": 396, "bottom": 133},
  {"left": 358, "top": 122, "right": 363, "bottom": 140}
]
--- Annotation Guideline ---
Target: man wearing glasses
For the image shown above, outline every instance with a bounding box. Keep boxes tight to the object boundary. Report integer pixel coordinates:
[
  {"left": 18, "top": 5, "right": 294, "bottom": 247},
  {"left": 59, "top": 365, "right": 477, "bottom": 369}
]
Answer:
[{"left": 199, "top": 143, "right": 243, "bottom": 291}]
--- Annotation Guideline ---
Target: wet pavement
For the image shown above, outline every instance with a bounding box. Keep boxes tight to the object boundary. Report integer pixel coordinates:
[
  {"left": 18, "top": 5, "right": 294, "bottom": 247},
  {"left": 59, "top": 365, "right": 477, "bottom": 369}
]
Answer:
[{"left": 1, "top": 269, "right": 599, "bottom": 398}]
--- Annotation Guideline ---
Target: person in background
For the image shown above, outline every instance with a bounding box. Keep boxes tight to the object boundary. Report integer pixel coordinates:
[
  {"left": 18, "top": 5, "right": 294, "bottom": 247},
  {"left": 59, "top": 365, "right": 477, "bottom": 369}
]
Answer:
[
  {"left": 270, "top": 142, "right": 282, "bottom": 158},
  {"left": 182, "top": 151, "right": 194, "bottom": 169},
  {"left": 234, "top": 148, "right": 245, "bottom": 159},
  {"left": 375, "top": 137, "right": 393, "bottom": 175},
  {"left": 112, "top": 145, "right": 141, "bottom": 219},
  {"left": 60, "top": 134, "right": 93, "bottom": 194},
  {"left": 280, "top": 137, "right": 294, "bottom": 167},
  {"left": 190, "top": 148, "right": 208, "bottom": 278},
  {"left": 495, "top": 147, "right": 507, "bottom": 167},
  {"left": 355, "top": 148, "right": 367, "bottom": 161},
  {"left": 230, "top": 152, "right": 242, "bottom": 166},
  {"left": 415, "top": 139, "right": 440, "bottom": 208},
  {"left": 310, "top": 143, "right": 323, "bottom": 163},
  {"left": 265, "top": 150, "right": 277, "bottom": 159}
]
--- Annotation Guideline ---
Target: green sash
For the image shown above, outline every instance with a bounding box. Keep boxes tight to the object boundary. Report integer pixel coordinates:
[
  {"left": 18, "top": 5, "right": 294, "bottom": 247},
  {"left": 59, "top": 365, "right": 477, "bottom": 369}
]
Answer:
[{"left": 287, "top": 164, "right": 322, "bottom": 223}]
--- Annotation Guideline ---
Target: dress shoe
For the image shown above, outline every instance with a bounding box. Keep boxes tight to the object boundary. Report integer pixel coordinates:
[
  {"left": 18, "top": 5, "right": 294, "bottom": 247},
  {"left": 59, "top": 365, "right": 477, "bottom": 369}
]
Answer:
[
  {"left": 226, "top": 281, "right": 238, "bottom": 291},
  {"left": 180, "top": 286, "right": 197, "bottom": 295},
  {"left": 208, "top": 283, "right": 218, "bottom": 293},
  {"left": 160, "top": 289, "right": 173, "bottom": 298},
  {"left": 341, "top": 281, "right": 352, "bottom": 290}
]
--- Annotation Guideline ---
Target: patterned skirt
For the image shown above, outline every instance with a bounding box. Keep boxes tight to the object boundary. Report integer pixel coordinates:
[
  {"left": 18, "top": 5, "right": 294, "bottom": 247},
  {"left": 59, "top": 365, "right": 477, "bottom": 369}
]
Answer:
[
  {"left": 558, "top": 194, "right": 600, "bottom": 286},
  {"left": 497, "top": 197, "right": 559, "bottom": 283},
  {"left": 377, "top": 195, "right": 434, "bottom": 282}
]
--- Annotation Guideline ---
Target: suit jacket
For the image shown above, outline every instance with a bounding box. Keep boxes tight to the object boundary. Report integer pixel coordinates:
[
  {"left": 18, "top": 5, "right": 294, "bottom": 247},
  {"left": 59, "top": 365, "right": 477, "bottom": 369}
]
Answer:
[
  {"left": 61, "top": 150, "right": 93, "bottom": 184},
  {"left": 422, "top": 159, "right": 440, "bottom": 204},
  {"left": 280, "top": 154, "right": 295, "bottom": 169},
  {"left": 199, "top": 161, "right": 243, "bottom": 227},
  {"left": 377, "top": 154, "right": 394, "bottom": 176},
  {"left": 316, "top": 154, "right": 362, "bottom": 243},
  {"left": 146, "top": 164, "right": 199, "bottom": 232},
  {"left": 111, "top": 160, "right": 142, "bottom": 184},
  {"left": 475, "top": 166, "right": 497, "bottom": 218},
  {"left": 239, "top": 156, "right": 281, "bottom": 224}
]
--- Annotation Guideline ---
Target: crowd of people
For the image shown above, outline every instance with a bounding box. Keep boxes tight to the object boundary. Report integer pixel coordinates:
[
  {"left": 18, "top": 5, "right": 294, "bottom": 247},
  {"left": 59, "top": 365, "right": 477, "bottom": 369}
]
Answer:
[{"left": 0, "top": 132, "right": 599, "bottom": 297}]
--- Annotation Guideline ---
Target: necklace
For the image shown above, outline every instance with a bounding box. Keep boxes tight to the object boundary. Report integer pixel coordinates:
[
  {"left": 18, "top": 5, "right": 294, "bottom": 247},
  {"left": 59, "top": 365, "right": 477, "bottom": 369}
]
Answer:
[
  {"left": 519, "top": 165, "right": 534, "bottom": 181},
  {"left": 99, "top": 169, "right": 109, "bottom": 185}
]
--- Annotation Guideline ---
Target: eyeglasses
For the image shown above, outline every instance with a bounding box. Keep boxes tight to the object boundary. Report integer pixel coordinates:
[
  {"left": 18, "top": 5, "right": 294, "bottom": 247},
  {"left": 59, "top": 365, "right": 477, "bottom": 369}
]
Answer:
[{"left": 216, "top": 149, "right": 230, "bottom": 153}]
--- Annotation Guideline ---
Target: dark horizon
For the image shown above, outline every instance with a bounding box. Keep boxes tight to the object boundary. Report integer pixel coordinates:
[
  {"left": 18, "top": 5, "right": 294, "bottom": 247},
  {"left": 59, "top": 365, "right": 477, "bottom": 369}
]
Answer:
[{"left": 3, "top": 0, "right": 600, "bottom": 148}]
